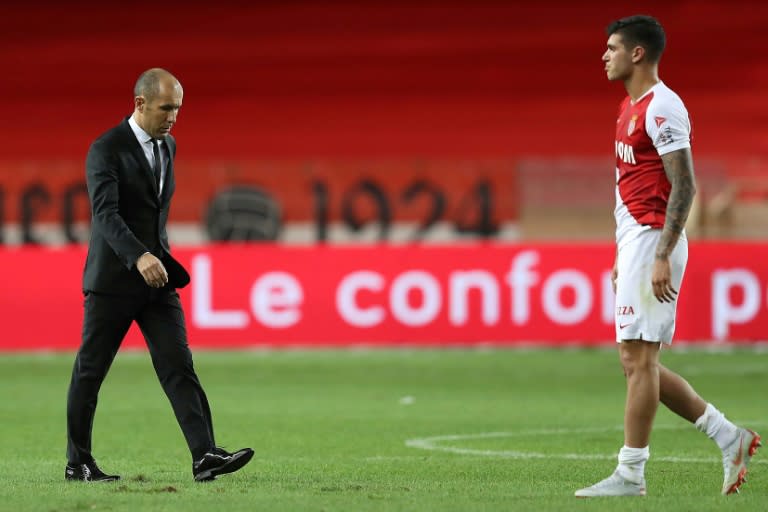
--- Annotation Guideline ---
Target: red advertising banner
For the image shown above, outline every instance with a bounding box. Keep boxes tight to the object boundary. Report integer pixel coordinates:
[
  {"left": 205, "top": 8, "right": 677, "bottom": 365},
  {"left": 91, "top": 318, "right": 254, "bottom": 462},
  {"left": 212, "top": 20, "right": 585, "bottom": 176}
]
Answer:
[{"left": 1, "top": 243, "right": 766, "bottom": 350}]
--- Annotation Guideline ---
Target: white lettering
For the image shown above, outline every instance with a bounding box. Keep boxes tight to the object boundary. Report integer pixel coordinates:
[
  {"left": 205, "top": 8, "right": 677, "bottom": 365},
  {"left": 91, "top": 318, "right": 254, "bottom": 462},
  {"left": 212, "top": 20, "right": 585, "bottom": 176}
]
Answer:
[
  {"left": 336, "top": 271, "right": 386, "bottom": 327},
  {"left": 712, "top": 269, "right": 760, "bottom": 341},
  {"left": 449, "top": 270, "right": 500, "bottom": 326},
  {"left": 250, "top": 272, "right": 303, "bottom": 328},
  {"left": 390, "top": 271, "right": 442, "bottom": 326},
  {"left": 505, "top": 251, "right": 540, "bottom": 325},
  {"left": 615, "top": 141, "right": 636, "bottom": 164},
  {"left": 541, "top": 270, "right": 593, "bottom": 325},
  {"left": 191, "top": 254, "right": 249, "bottom": 328}
]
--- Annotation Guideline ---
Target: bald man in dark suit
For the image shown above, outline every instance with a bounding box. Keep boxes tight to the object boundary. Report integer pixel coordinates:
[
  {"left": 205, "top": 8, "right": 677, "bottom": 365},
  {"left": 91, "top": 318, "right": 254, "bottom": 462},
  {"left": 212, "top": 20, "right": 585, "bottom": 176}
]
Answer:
[{"left": 65, "top": 68, "right": 253, "bottom": 483}]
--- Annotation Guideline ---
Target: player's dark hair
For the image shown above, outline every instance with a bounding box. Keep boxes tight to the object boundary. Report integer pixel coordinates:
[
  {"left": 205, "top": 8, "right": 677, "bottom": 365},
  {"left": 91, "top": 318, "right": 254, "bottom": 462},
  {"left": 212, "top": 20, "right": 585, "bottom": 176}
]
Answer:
[
  {"left": 606, "top": 15, "right": 666, "bottom": 63},
  {"left": 134, "top": 68, "right": 177, "bottom": 102}
]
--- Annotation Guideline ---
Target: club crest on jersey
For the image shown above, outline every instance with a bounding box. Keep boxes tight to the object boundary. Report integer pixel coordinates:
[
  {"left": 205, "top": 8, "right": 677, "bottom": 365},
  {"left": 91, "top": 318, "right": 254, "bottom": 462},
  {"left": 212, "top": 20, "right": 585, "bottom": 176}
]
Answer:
[{"left": 627, "top": 114, "right": 638, "bottom": 136}]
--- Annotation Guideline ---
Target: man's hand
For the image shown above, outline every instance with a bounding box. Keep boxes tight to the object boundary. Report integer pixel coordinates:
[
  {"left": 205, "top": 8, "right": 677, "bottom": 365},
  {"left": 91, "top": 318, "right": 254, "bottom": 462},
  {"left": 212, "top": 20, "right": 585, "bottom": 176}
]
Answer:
[
  {"left": 611, "top": 260, "right": 618, "bottom": 294},
  {"left": 136, "top": 253, "right": 169, "bottom": 288},
  {"left": 651, "top": 257, "right": 677, "bottom": 303}
]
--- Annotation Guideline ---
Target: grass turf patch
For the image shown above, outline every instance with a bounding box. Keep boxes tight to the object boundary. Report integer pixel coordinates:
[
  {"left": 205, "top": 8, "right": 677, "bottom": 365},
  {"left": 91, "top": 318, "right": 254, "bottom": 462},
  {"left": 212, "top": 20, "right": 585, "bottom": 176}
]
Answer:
[{"left": 0, "top": 347, "right": 765, "bottom": 511}]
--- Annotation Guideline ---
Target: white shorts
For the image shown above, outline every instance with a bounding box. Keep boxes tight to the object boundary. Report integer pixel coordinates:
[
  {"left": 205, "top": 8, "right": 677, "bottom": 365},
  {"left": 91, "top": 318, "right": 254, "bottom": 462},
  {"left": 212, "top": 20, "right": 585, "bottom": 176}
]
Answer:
[{"left": 615, "top": 229, "right": 687, "bottom": 344}]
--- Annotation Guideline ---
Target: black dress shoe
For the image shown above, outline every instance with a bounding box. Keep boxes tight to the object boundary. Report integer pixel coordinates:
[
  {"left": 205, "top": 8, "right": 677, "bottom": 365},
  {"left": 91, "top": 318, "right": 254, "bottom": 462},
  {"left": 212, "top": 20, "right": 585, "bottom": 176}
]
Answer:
[
  {"left": 193, "top": 447, "right": 254, "bottom": 482},
  {"left": 65, "top": 461, "right": 120, "bottom": 482}
]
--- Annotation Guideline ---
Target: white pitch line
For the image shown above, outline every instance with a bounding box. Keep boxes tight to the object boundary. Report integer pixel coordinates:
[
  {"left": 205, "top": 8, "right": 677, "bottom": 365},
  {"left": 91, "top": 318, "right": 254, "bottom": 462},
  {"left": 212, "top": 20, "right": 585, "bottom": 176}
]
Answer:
[{"left": 405, "top": 424, "right": 768, "bottom": 464}]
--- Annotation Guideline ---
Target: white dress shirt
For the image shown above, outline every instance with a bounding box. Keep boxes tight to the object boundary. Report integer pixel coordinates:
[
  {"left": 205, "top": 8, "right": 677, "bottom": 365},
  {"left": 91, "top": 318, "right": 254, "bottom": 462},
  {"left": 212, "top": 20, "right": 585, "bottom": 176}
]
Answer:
[{"left": 128, "top": 115, "right": 166, "bottom": 197}]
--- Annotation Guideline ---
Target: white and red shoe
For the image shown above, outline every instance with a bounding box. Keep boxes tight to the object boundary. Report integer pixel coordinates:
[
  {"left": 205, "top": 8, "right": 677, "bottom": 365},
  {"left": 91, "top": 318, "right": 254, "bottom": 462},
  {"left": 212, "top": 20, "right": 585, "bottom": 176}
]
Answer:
[
  {"left": 575, "top": 470, "right": 646, "bottom": 497},
  {"left": 722, "top": 428, "right": 761, "bottom": 495}
]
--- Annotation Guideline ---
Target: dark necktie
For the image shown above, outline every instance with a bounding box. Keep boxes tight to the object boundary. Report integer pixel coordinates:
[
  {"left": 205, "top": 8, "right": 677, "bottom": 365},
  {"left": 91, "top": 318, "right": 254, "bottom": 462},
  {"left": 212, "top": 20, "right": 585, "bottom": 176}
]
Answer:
[{"left": 150, "top": 138, "right": 162, "bottom": 194}]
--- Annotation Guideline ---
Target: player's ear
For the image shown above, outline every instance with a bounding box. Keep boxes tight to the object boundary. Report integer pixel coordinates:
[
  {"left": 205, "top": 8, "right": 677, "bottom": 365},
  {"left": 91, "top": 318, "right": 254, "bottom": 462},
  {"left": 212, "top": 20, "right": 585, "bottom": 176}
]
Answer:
[
  {"left": 135, "top": 96, "right": 145, "bottom": 113},
  {"left": 631, "top": 45, "right": 645, "bottom": 64}
]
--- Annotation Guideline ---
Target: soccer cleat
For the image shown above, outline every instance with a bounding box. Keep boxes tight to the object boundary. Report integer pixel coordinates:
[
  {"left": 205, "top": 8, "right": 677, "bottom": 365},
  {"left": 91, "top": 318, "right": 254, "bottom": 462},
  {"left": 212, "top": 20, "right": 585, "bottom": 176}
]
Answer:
[
  {"left": 193, "top": 447, "right": 254, "bottom": 482},
  {"left": 65, "top": 461, "right": 120, "bottom": 482},
  {"left": 575, "top": 470, "right": 646, "bottom": 497},
  {"left": 722, "top": 428, "right": 761, "bottom": 495}
]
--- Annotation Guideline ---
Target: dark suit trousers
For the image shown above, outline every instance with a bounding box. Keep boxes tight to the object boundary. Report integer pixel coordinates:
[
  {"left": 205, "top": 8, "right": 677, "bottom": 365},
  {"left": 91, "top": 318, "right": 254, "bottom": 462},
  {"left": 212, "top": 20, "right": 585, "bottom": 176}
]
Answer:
[{"left": 66, "top": 288, "right": 215, "bottom": 463}]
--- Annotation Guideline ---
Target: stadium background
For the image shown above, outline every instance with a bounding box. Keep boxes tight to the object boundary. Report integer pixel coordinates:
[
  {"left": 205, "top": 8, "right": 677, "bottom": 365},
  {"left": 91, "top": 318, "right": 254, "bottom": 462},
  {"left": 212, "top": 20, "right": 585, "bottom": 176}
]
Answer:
[{"left": 1, "top": 0, "right": 767, "bottom": 349}]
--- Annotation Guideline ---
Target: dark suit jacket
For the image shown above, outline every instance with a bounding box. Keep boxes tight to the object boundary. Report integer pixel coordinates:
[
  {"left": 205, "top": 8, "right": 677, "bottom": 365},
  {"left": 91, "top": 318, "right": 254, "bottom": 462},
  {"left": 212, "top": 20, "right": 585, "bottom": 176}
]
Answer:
[{"left": 83, "top": 117, "right": 190, "bottom": 294}]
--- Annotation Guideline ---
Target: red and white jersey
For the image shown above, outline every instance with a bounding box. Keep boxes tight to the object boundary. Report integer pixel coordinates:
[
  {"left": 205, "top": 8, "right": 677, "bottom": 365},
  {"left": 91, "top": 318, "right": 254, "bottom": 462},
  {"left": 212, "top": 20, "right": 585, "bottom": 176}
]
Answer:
[{"left": 614, "top": 81, "right": 691, "bottom": 248}]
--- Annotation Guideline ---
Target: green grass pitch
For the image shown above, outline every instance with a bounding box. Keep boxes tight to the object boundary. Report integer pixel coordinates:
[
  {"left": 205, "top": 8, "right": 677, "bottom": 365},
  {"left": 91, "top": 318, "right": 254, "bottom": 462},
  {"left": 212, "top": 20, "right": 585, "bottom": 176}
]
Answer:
[{"left": 0, "top": 347, "right": 765, "bottom": 511}]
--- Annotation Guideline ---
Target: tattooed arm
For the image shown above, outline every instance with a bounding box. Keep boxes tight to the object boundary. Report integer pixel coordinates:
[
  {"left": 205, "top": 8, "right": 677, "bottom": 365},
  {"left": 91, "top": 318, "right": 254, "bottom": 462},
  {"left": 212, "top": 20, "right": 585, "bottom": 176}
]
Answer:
[
  {"left": 652, "top": 147, "right": 697, "bottom": 302},
  {"left": 657, "top": 148, "right": 697, "bottom": 258}
]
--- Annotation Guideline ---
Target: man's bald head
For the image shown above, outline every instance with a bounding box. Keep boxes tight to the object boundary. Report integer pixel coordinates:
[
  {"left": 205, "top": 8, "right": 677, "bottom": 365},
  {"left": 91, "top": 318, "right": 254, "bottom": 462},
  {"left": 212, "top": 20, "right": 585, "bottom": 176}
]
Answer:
[
  {"left": 132, "top": 68, "right": 183, "bottom": 139},
  {"left": 134, "top": 68, "right": 181, "bottom": 103}
]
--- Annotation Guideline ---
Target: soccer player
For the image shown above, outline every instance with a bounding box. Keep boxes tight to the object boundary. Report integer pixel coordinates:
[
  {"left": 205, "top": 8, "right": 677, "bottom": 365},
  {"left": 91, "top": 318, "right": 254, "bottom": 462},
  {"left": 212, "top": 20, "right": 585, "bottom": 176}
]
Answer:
[{"left": 574, "top": 15, "right": 761, "bottom": 497}]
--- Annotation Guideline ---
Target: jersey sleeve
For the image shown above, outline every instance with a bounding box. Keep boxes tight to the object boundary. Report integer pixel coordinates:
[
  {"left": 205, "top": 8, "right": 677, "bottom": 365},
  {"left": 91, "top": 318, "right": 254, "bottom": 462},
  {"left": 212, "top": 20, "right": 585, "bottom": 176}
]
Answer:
[{"left": 646, "top": 92, "right": 691, "bottom": 156}]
